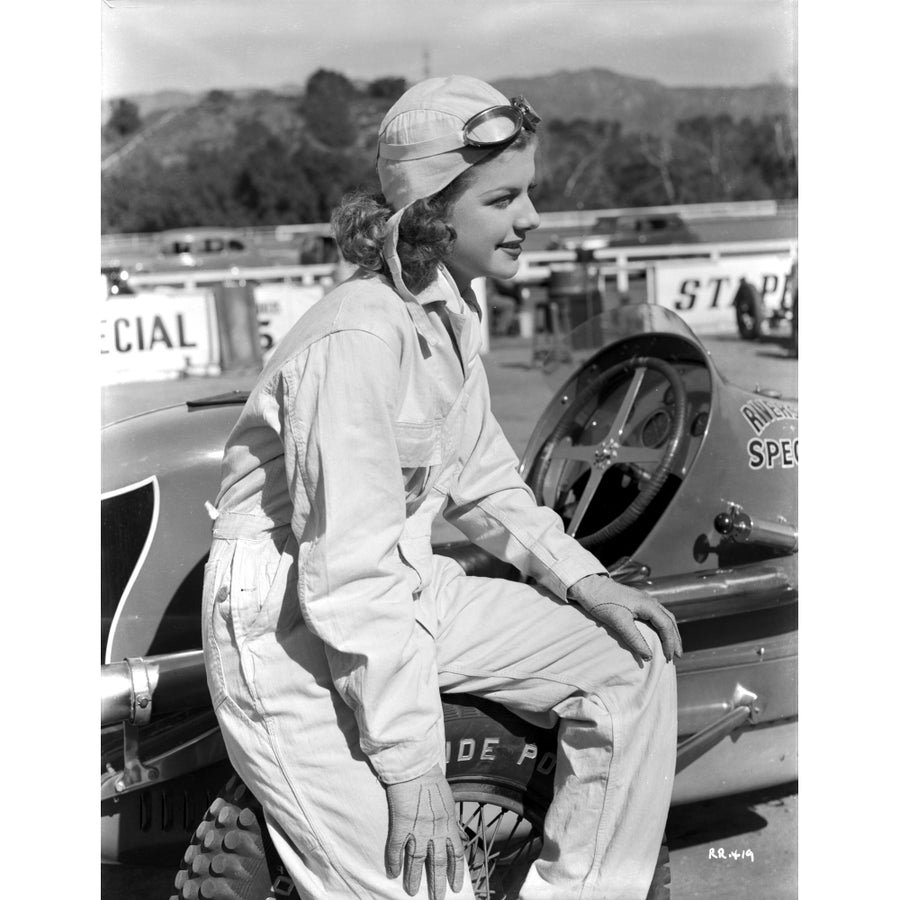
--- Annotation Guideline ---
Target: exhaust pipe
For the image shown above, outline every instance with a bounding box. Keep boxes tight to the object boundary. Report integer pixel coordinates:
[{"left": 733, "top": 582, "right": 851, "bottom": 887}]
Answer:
[
  {"left": 101, "top": 650, "right": 208, "bottom": 728},
  {"left": 643, "top": 554, "right": 797, "bottom": 622}
]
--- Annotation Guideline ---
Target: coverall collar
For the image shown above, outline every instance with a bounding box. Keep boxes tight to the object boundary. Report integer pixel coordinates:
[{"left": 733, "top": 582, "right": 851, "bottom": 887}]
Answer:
[
  {"left": 423, "top": 266, "right": 482, "bottom": 321},
  {"left": 382, "top": 246, "right": 480, "bottom": 351}
]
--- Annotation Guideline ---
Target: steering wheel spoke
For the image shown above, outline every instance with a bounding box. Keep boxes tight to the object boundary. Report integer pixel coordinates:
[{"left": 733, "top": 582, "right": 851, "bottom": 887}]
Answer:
[
  {"left": 565, "top": 466, "right": 606, "bottom": 537},
  {"left": 549, "top": 440, "right": 598, "bottom": 464},
  {"left": 615, "top": 445, "right": 667, "bottom": 467},
  {"left": 608, "top": 367, "right": 647, "bottom": 440}
]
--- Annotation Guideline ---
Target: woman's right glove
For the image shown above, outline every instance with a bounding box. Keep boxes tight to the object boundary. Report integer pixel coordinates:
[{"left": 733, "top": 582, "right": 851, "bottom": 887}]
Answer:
[{"left": 384, "top": 764, "right": 465, "bottom": 900}]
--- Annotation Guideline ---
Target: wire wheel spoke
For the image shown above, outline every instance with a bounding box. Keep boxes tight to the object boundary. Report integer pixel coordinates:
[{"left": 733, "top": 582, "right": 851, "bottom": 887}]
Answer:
[{"left": 457, "top": 799, "right": 542, "bottom": 900}]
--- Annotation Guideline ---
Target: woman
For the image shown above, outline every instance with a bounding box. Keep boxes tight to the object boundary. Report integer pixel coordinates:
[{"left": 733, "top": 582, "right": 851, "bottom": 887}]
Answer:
[{"left": 202, "top": 75, "right": 681, "bottom": 900}]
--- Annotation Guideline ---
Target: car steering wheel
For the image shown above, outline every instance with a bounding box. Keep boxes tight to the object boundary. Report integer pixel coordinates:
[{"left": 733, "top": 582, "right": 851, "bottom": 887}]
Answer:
[{"left": 526, "top": 356, "right": 689, "bottom": 550}]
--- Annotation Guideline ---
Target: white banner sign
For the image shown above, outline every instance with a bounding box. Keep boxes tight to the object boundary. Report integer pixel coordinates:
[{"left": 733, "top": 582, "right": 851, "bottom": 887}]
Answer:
[
  {"left": 253, "top": 283, "right": 325, "bottom": 361},
  {"left": 100, "top": 290, "right": 220, "bottom": 383},
  {"left": 650, "top": 254, "right": 795, "bottom": 334}
]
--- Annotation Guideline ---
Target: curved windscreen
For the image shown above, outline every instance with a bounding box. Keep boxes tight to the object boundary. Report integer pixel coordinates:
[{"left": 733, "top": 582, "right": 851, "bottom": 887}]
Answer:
[{"left": 541, "top": 303, "right": 709, "bottom": 391}]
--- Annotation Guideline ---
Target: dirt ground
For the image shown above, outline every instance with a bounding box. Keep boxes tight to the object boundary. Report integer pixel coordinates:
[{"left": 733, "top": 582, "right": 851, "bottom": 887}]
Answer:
[{"left": 101, "top": 327, "right": 798, "bottom": 900}]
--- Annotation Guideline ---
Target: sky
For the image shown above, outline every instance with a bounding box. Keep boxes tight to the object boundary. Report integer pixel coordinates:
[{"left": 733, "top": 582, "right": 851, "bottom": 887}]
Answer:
[{"left": 100, "top": 0, "right": 798, "bottom": 99}]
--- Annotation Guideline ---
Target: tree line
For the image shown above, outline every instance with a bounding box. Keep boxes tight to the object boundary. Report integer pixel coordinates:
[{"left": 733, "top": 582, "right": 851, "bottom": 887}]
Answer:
[{"left": 101, "top": 70, "right": 797, "bottom": 234}]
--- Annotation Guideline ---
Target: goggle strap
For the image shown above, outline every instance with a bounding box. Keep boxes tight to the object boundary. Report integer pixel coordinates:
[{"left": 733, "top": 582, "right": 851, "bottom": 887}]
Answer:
[{"left": 378, "top": 132, "right": 469, "bottom": 161}]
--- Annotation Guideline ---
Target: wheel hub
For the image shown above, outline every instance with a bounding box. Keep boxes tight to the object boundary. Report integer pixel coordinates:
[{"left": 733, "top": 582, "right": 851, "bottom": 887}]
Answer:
[{"left": 593, "top": 438, "right": 619, "bottom": 465}]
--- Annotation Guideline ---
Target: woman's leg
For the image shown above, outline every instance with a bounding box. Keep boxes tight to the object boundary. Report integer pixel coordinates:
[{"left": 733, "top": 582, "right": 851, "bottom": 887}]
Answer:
[
  {"left": 427, "top": 555, "right": 678, "bottom": 900},
  {"left": 203, "top": 536, "right": 477, "bottom": 900}
]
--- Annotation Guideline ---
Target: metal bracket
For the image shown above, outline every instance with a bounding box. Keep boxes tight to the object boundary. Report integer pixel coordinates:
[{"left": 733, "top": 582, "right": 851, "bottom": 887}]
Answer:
[
  {"left": 675, "top": 683, "right": 764, "bottom": 773},
  {"left": 107, "top": 657, "right": 161, "bottom": 794},
  {"left": 113, "top": 722, "right": 160, "bottom": 794}
]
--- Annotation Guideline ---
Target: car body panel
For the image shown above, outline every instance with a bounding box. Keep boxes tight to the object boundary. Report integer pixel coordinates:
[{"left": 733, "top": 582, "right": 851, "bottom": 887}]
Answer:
[{"left": 101, "top": 399, "right": 242, "bottom": 662}]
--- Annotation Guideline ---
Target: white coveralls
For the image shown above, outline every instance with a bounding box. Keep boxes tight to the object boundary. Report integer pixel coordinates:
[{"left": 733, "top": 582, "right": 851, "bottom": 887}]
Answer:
[{"left": 203, "top": 265, "right": 677, "bottom": 899}]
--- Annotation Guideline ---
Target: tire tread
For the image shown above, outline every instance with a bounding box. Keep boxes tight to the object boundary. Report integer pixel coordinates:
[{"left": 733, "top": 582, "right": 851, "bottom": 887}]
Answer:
[{"left": 170, "top": 776, "right": 272, "bottom": 900}]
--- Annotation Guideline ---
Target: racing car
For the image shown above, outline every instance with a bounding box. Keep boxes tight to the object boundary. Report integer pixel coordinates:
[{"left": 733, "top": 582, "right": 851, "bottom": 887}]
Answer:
[{"left": 100, "top": 304, "right": 798, "bottom": 900}]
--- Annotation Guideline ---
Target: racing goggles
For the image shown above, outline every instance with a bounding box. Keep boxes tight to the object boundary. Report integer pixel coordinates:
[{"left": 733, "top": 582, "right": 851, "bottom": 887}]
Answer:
[{"left": 378, "top": 96, "right": 542, "bottom": 162}]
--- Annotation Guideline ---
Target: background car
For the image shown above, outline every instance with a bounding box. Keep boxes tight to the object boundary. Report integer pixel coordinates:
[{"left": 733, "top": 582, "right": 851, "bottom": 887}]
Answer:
[
  {"left": 100, "top": 228, "right": 305, "bottom": 286},
  {"left": 155, "top": 227, "right": 293, "bottom": 268},
  {"left": 546, "top": 213, "right": 699, "bottom": 254},
  {"left": 606, "top": 213, "right": 699, "bottom": 247}
]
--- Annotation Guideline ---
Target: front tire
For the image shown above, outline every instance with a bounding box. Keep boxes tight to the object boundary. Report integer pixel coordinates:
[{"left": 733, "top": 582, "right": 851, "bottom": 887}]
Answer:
[{"left": 169, "top": 776, "right": 275, "bottom": 900}]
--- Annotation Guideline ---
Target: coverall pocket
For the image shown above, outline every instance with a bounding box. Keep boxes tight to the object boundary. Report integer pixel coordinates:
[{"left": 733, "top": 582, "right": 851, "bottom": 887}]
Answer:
[
  {"left": 396, "top": 419, "right": 443, "bottom": 502},
  {"left": 205, "top": 538, "right": 288, "bottom": 724},
  {"left": 228, "top": 535, "right": 289, "bottom": 643}
]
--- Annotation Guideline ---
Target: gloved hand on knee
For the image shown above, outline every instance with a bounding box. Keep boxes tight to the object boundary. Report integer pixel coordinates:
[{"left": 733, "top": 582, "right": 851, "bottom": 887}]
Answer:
[
  {"left": 384, "top": 764, "right": 465, "bottom": 900},
  {"left": 569, "top": 573, "right": 683, "bottom": 663}
]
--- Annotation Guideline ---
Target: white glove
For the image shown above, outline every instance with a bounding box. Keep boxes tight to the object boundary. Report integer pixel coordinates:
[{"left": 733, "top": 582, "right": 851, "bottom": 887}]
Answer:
[
  {"left": 384, "top": 764, "right": 465, "bottom": 900},
  {"left": 570, "top": 573, "right": 683, "bottom": 662}
]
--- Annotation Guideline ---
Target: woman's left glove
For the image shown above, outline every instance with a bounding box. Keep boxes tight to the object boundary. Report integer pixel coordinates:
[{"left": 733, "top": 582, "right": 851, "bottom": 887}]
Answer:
[
  {"left": 384, "top": 764, "right": 465, "bottom": 900},
  {"left": 569, "top": 573, "right": 683, "bottom": 662}
]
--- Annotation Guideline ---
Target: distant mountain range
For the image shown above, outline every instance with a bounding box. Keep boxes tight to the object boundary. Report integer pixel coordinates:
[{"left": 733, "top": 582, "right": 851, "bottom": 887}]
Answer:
[
  {"left": 493, "top": 69, "right": 796, "bottom": 133},
  {"left": 102, "top": 67, "right": 796, "bottom": 135}
]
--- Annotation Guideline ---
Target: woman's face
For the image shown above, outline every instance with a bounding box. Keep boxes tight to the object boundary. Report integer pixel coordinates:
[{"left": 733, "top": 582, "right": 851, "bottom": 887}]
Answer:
[{"left": 444, "top": 142, "right": 540, "bottom": 289}]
